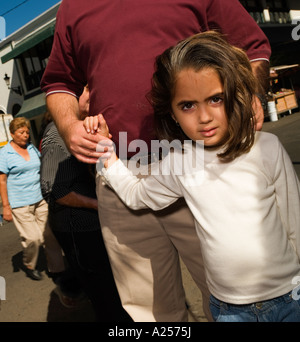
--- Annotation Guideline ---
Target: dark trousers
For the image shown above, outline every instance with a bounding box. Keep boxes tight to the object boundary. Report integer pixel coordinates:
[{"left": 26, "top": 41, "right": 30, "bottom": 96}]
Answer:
[{"left": 53, "top": 229, "right": 132, "bottom": 322}]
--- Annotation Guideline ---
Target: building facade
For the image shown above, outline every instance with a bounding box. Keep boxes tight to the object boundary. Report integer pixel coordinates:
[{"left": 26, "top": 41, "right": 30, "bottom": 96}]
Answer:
[{"left": 0, "top": 2, "right": 60, "bottom": 144}]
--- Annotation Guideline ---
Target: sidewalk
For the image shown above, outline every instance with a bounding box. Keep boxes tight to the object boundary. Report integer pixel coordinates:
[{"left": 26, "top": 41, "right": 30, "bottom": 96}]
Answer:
[
  {"left": 0, "top": 112, "right": 299, "bottom": 322},
  {"left": 0, "top": 216, "right": 205, "bottom": 322}
]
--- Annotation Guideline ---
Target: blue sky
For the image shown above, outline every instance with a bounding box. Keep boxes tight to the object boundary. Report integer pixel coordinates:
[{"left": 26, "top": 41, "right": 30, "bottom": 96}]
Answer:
[{"left": 0, "top": 0, "right": 60, "bottom": 38}]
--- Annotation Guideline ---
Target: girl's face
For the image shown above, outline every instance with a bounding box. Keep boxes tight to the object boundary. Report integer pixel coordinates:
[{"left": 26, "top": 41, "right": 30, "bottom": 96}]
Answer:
[
  {"left": 11, "top": 126, "right": 30, "bottom": 147},
  {"left": 171, "top": 67, "right": 228, "bottom": 148}
]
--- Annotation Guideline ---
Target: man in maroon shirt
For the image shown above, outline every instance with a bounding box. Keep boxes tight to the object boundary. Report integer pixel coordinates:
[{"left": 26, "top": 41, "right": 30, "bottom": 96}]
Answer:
[{"left": 41, "top": 0, "right": 271, "bottom": 322}]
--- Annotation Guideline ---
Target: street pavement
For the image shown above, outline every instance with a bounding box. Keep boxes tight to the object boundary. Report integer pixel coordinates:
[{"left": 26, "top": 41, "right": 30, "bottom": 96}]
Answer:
[{"left": 0, "top": 112, "right": 299, "bottom": 323}]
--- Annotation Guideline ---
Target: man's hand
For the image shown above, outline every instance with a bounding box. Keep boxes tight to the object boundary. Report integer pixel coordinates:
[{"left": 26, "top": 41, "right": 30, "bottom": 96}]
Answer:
[
  {"left": 47, "top": 93, "right": 108, "bottom": 164},
  {"left": 63, "top": 119, "right": 106, "bottom": 163}
]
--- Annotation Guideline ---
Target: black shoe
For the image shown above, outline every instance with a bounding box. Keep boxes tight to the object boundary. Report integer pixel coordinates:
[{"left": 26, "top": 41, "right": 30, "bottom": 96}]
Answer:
[{"left": 26, "top": 269, "right": 43, "bottom": 280}]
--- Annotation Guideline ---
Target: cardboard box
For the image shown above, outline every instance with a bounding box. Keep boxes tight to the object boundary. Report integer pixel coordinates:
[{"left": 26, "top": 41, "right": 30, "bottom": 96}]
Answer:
[
  {"left": 284, "top": 94, "right": 297, "bottom": 109},
  {"left": 276, "top": 97, "right": 287, "bottom": 113}
]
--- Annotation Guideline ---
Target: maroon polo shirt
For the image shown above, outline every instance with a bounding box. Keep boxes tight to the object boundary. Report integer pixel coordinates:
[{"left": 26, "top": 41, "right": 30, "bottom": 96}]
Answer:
[{"left": 41, "top": 0, "right": 271, "bottom": 154}]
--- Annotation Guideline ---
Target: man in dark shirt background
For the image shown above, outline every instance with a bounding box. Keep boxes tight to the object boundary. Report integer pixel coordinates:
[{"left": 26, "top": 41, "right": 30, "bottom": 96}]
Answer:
[{"left": 40, "top": 86, "right": 131, "bottom": 322}]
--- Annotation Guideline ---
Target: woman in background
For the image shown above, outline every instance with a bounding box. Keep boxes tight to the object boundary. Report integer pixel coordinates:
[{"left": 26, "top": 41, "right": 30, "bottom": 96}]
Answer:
[{"left": 0, "top": 117, "right": 47, "bottom": 280}]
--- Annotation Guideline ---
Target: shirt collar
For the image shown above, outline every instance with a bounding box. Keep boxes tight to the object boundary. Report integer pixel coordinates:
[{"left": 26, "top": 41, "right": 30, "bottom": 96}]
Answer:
[{"left": 6, "top": 141, "right": 33, "bottom": 154}]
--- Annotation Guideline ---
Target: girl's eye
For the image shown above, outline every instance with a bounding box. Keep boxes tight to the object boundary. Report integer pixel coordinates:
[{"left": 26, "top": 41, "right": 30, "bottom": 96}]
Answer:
[
  {"left": 181, "top": 102, "right": 195, "bottom": 111},
  {"left": 210, "top": 96, "right": 223, "bottom": 105}
]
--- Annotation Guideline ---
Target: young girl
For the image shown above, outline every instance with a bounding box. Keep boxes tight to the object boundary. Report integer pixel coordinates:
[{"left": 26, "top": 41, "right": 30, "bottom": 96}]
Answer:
[{"left": 84, "top": 31, "right": 300, "bottom": 322}]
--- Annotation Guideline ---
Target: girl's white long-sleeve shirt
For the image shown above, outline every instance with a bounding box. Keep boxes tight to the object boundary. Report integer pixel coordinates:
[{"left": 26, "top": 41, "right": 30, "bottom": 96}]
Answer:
[{"left": 100, "top": 131, "right": 300, "bottom": 304}]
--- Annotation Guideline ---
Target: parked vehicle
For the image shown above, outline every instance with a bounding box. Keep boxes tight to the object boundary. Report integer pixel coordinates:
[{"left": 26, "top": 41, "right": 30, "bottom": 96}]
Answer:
[{"left": 0, "top": 114, "right": 13, "bottom": 148}]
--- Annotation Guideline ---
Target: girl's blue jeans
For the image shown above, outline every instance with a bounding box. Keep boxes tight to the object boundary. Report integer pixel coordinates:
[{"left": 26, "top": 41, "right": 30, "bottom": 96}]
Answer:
[{"left": 209, "top": 291, "right": 300, "bottom": 322}]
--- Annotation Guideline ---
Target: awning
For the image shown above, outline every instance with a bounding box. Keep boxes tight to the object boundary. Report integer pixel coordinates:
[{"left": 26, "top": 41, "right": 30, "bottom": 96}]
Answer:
[
  {"left": 271, "top": 64, "right": 299, "bottom": 72},
  {"left": 270, "top": 64, "right": 300, "bottom": 78},
  {"left": 1, "top": 21, "right": 55, "bottom": 64},
  {"left": 15, "top": 93, "right": 46, "bottom": 120}
]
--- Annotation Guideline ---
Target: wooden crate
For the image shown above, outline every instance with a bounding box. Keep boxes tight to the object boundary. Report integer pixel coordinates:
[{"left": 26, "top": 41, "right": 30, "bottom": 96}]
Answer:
[
  {"left": 276, "top": 97, "right": 287, "bottom": 113},
  {"left": 284, "top": 93, "right": 297, "bottom": 109},
  {"left": 274, "top": 91, "right": 298, "bottom": 114}
]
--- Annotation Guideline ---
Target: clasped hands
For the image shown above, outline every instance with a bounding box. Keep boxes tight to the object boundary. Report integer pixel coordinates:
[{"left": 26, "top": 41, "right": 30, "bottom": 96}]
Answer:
[{"left": 83, "top": 114, "right": 117, "bottom": 167}]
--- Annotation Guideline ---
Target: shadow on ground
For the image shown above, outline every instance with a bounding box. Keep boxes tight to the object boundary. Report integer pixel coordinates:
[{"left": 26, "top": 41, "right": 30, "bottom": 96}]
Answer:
[
  {"left": 47, "top": 290, "right": 95, "bottom": 322},
  {"left": 10, "top": 248, "right": 96, "bottom": 322}
]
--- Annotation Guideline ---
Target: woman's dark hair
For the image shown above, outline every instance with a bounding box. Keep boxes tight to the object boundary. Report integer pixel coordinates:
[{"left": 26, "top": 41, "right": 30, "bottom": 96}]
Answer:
[{"left": 149, "top": 31, "right": 258, "bottom": 162}]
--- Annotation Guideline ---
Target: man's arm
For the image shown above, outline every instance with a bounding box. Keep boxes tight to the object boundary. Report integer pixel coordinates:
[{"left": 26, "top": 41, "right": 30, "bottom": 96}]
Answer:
[
  {"left": 56, "top": 191, "right": 98, "bottom": 210},
  {"left": 251, "top": 60, "right": 270, "bottom": 95},
  {"left": 251, "top": 60, "right": 270, "bottom": 131},
  {"left": 46, "top": 93, "right": 103, "bottom": 163}
]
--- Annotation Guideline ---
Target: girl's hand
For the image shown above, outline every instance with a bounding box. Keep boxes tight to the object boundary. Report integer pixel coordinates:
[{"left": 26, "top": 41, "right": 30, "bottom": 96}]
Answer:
[
  {"left": 92, "top": 114, "right": 118, "bottom": 169},
  {"left": 96, "top": 138, "right": 118, "bottom": 169},
  {"left": 83, "top": 115, "right": 100, "bottom": 134},
  {"left": 97, "top": 114, "right": 111, "bottom": 138},
  {"left": 83, "top": 114, "right": 112, "bottom": 138},
  {"left": 83, "top": 114, "right": 100, "bottom": 134},
  {"left": 82, "top": 113, "right": 117, "bottom": 168}
]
